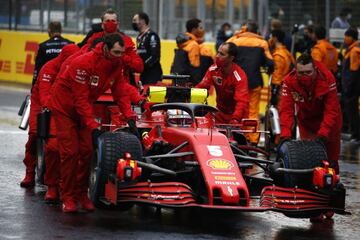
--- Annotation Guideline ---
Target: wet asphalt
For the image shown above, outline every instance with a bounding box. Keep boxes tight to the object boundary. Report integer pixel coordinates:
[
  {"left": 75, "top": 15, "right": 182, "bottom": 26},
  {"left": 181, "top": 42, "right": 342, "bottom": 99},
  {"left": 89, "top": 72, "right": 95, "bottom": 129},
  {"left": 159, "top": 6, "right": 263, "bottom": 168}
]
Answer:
[{"left": 0, "top": 84, "right": 359, "bottom": 240}]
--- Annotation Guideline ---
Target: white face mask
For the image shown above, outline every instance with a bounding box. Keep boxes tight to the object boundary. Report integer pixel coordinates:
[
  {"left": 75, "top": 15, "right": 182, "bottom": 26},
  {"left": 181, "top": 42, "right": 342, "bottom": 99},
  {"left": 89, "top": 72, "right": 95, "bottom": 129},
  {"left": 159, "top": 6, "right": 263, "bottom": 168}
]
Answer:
[
  {"left": 225, "top": 30, "right": 233, "bottom": 37},
  {"left": 347, "top": 14, "right": 352, "bottom": 20}
]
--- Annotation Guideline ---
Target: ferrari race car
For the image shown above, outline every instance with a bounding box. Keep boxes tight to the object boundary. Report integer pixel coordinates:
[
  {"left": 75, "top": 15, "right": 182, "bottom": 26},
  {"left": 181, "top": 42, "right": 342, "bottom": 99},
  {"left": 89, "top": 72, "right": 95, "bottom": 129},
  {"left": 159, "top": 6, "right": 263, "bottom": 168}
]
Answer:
[{"left": 88, "top": 75, "right": 348, "bottom": 220}]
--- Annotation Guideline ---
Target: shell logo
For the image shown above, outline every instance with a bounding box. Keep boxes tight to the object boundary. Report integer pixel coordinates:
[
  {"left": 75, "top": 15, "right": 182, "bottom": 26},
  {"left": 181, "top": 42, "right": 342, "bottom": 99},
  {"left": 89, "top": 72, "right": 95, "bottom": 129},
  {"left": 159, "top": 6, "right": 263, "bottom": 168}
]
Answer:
[{"left": 206, "top": 159, "right": 234, "bottom": 170}]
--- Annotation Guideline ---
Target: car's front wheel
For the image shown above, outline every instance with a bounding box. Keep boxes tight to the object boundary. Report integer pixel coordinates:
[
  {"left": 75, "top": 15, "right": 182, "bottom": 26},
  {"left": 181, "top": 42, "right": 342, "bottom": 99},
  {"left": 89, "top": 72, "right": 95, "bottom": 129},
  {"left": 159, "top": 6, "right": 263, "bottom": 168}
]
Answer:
[{"left": 89, "top": 131, "right": 143, "bottom": 208}]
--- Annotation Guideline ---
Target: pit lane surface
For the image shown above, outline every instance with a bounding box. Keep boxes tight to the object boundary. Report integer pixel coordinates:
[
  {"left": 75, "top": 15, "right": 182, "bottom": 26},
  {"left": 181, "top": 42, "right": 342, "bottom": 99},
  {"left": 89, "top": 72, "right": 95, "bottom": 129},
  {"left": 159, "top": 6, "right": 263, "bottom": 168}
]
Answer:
[{"left": 0, "top": 84, "right": 359, "bottom": 240}]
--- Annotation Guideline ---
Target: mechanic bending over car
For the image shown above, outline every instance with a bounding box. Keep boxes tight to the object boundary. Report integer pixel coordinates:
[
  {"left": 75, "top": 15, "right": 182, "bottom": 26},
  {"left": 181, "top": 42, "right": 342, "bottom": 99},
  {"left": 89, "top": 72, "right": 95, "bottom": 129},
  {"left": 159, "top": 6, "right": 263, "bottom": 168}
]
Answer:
[
  {"left": 132, "top": 12, "right": 163, "bottom": 86},
  {"left": 268, "top": 29, "right": 295, "bottom": 106},
  {"left": 20, "top": 44, "right": 80, "bottom": 190},
  {"left": 196, "top": 42, "right": 249, "bottom": 123},
  {"left": 49, "top": 34, "right": 138, "bottom": 213},
  {"left": 279, "top": 53, "right": 342, "bottom": 174}
]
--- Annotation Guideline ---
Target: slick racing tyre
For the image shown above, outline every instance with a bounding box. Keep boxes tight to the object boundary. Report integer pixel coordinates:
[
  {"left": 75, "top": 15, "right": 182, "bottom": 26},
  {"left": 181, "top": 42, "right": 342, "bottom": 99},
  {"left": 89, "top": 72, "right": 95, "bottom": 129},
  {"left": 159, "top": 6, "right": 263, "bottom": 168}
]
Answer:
[
  {"left": 89, "top": 131, "right": 143, "bottom": 208},
  {"left": 276, "top": 140, "right": 327, "bottom": 189}
]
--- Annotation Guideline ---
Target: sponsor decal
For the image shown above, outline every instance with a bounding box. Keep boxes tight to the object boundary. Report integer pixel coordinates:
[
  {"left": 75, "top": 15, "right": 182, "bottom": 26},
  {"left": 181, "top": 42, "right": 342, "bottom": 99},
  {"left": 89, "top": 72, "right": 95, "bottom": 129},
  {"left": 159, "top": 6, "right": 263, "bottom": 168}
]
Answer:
[
  {"left": 207, "top": 145, "right": 223, "bottom": 157},
  {"left": 227, "top": 186, "right": 234, "bottom": 196},
  {"left": 211, "top": 171, "right": 235, "bottom": 175},
  {"left": 214, "top": 180, "right": 240, "bottom": 186},
  {"left": 90, "top": 75, "right": 99, "bottom": 86},
  {"left": 150, "top": 35, "right": 157, "bottom": 48},
  {"left": 274, "top": 199, "right": 305, "bottom": 204},
  {"left": 207, "top": 158, "right": 234, "bottom": 170},
  {"left": 0, "top": 60, "right": 11, "bottom": 73},
  {"left": 233, "top": 70, "right": 241, "bottom": 81},
  {"left": 291, "top": 92, "right": 304, "bottom": 102},
  {"left": 214, "top": 176, "right": 237, "bottom": 181},
  {"left": 41, "top": 73, "right": 52, "bottom": 82},
  {"left": 212, "top": 76, "right": 222, "bottom": 85},
  {"left": 16, "top": 41, "right": 38, "bottom": 74}
]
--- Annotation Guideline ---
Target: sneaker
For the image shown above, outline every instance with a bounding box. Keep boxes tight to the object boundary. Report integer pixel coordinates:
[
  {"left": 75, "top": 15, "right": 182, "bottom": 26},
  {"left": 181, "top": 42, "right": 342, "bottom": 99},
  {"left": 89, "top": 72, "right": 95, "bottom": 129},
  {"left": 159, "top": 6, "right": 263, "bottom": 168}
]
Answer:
[
  {"left": 44, "top": 186, "right": 59, "bottom": 202},
  {"left": 20, "top": 171, "right": 35, "bottom": 188},
  {"left": 62, "top": 199, "right": 78, "bottom": 213},
  {"left": 79, "top": 195, "right": 95, "bottom": 212}
]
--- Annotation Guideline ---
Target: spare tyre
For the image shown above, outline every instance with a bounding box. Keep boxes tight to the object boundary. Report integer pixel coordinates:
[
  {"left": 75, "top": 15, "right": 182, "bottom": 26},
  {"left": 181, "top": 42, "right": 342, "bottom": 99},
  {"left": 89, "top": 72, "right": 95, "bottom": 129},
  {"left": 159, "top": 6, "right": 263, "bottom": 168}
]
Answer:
[
  {"left": 275, "top": 140, "right": 327, "bottom": 189},
  {"left": 89, "top": 131, "right": 143, "bottom": 208}
]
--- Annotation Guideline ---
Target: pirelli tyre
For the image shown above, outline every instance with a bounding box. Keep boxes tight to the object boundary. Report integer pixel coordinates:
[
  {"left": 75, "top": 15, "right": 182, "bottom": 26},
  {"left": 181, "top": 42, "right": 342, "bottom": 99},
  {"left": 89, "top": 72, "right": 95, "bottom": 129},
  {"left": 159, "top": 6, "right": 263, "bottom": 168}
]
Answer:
[
  {"left": 275, "top": 140, "right": 327, "bottom": 189},
  {"left": 89, "top": 131, "right": 143, "bottom": 208}
]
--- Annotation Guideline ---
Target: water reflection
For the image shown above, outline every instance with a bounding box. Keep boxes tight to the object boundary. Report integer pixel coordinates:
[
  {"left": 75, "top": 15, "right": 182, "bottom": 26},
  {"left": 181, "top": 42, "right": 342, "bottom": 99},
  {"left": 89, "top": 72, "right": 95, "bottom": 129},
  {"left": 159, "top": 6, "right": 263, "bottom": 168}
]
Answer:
[
  {"left": 274, "top": 220, "right": 335, "bottom": 240},
  {"left": 340, "top": 140, "right": 360, "bottom": 163}
]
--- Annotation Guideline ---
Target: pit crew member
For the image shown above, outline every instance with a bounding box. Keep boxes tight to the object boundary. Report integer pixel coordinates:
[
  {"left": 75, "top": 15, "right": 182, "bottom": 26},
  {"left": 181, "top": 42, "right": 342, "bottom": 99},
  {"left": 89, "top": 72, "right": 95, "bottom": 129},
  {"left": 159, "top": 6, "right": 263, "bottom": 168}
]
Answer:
[
  {"left": 227, "top": 20, "right": 274, "bottom": 144},
  {"left": 196, "top": 42, "right": 249, "bottom": 123},
  {"left": 279, "top": 53, "right": 342, "bottom": 173},
  {"left": 20, "top": 44, "right": 79, "bottom": 189},
  {"left": 49, "top": 34, "right": 136, "bottom": 213}
]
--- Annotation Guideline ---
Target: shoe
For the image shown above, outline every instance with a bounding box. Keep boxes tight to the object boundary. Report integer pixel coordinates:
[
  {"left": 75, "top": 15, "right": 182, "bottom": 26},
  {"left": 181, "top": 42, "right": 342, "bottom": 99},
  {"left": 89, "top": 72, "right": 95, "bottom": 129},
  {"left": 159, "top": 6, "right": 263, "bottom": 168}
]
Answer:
[
  {"left": 62, "top": 199, "right": 78, "bottom": 213},
  {"left": 79, "top": 195, "right": 95, "bottom": 211},
  {"left": 20, "top": 171, "right": 35, "bottom": 188},
  {"left": 44, "top": 186, "right": 59, "bottom": 202},
  {"left": 310, "top": 213, "right": 324, "bottom": 223}
]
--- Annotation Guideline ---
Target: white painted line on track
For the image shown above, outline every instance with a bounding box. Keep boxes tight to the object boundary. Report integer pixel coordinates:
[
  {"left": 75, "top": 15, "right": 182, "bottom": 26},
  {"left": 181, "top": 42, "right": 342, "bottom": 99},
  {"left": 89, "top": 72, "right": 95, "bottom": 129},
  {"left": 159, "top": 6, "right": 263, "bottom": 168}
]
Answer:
[{"left": 0, "top": 130, "right": 27, "bottom": 135}]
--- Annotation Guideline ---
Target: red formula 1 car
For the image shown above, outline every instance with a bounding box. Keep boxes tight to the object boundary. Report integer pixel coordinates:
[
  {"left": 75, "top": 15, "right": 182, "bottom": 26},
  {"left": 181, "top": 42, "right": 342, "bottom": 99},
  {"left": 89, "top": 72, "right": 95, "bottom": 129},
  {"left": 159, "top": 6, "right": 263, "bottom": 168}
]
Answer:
[{"left": 89, "top": 77, "right": 348, "bottom": 220}]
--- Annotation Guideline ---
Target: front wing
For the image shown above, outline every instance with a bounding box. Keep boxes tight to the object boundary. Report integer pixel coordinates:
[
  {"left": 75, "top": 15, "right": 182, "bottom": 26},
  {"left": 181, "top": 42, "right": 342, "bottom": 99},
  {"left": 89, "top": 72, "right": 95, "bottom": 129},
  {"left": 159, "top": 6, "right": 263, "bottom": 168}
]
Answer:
[{"left": 103, "top": 180, "right": 349, "bottom": 217}]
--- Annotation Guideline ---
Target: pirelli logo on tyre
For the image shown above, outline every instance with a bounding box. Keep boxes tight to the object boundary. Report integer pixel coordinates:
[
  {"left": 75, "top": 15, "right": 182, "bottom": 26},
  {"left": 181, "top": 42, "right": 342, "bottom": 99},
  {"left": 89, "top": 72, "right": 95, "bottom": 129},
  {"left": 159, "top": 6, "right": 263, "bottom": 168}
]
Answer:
[{"left": 206, "top": 159, "right": 234, "bottom": 170}]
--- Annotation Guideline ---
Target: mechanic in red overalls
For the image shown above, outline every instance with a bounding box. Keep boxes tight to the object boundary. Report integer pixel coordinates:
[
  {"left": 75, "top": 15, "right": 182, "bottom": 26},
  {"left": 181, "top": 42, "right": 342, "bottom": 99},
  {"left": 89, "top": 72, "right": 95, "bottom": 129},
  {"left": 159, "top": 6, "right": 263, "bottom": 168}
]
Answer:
[
  {"left": 196, "top": 42, "right": 249, "bottom": 123},
  {"left": 49, "top": 34, "right": 136, "bottom": 213},
  {"left": 20, "top": 44, "right": 79, "bottom": 189},
  {"left": 36, "top": 44, "right": 80, "bottom": 201},
  {"left": 82, "top": 8, "right": 144, "bottom": 91},
  {"left": 279, "top": 53, "right": 342, "bottom": 173}
]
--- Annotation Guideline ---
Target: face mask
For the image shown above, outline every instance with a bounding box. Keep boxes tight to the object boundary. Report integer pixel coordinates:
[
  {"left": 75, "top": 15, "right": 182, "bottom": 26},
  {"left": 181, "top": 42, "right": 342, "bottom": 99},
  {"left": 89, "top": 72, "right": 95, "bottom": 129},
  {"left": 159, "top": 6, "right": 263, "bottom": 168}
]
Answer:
[
  {"left": 298, "top": 75, "right": 314, "bottom": 91},
  {"left": 103, "top": 21, "right": 118, "bottom": 33},
  {"left": 195, "top": 29, "right": 205, "bottom": 38},
  {"left": 347, "top": 14, "right": 352, "bottom": 20},
  {"left": 215, "top": 56, "right": 227, "bottom": 68},
  {"left": 225, "top": 30, "right": 233, "bottom": 37},
  {"left": 344, "top": 36, "right": 354, "bottom": 46},
  {"left": 132, "top": 22, "right": 139, "bottom": 31},
  {"left": 104, "top": 45, "right": 122, "bottom": 61}
]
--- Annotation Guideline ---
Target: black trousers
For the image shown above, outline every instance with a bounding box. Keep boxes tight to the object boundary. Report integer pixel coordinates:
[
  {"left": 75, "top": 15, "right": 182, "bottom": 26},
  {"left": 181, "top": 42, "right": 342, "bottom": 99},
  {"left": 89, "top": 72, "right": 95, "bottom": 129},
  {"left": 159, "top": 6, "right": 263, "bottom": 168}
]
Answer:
[{"left": 344, "top": 79, "right": 360, "bottom": 139}]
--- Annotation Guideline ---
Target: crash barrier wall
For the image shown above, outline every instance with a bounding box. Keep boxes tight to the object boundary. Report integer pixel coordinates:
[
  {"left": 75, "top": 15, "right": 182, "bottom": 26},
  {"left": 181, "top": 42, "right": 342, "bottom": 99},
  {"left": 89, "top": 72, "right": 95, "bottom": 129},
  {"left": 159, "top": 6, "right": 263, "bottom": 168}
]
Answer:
[{"left": 0, "top": 30, "right": 271, "bottom": 113}]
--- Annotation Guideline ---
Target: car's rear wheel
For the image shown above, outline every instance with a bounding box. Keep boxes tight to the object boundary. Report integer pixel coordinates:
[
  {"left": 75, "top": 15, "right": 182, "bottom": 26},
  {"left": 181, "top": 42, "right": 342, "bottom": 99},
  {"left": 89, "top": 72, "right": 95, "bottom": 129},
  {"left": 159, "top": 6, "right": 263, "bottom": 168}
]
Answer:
[
  {"left": 275, "top": 140, "right": 327, "bottom": 189},
  {"left": 89, "top": 131, "right": 143, "bottom": 209}
]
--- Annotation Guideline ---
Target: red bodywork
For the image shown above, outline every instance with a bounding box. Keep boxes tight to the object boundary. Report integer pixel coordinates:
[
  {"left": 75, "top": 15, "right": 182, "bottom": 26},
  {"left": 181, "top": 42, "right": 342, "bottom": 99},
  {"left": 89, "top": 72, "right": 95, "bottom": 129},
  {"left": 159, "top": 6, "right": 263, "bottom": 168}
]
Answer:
[{"left": 94, "top": 89, "right": 347, "bottom": 217}]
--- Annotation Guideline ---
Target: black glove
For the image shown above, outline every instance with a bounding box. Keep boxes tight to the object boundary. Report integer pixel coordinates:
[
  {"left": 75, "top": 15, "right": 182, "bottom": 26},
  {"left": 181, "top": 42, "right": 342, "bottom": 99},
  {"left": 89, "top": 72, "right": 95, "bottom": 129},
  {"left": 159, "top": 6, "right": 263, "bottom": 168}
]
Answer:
[
  {"left": 92, "top": 129, "right": 104, "bottom": 148},
  {"left": 127, "top": 119, "right": 140, "bottom": 139},
  {"left": 270, "top": 84, "right": 281, "bottom": 106}
]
